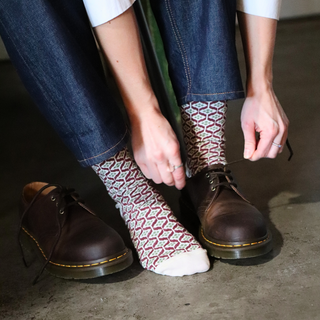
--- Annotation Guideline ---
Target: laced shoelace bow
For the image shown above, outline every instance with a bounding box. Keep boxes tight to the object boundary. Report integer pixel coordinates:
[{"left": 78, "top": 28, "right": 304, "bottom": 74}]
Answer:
[{"left": 18, "top": 183, "right": 83, "bottom": 284}]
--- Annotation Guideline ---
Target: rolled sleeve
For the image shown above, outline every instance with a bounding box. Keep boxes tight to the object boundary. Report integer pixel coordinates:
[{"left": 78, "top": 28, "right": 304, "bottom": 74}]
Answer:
[
  {"left": 83, "top": 0, "right": 136, "bottom": 27},
  {"left": 237, "top": 0, "right": 282, "bottom": 20}
]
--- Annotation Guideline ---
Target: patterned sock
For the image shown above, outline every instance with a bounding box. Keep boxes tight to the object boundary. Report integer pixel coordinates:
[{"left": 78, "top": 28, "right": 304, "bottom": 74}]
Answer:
[
  {"left": 92, "top": 147, "right": 209, "bottom": 276},
  {"left": 180, "top": 101, "right": 227, "bottom": 177}
]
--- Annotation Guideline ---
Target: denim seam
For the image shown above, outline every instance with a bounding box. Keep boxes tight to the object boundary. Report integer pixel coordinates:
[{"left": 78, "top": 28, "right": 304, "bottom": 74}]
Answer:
[
  {"left": 78, "top": 126, "right": 128, "bottom": 163},
  {"left": 0, "top": 20, "right": 86, "bottom": 160},
  {"left": 177, "top": 90, "right": 245, "bottom": 104},
  {"left": 189, "top": 90, "right": 244, "bottom": 96},
  {"left": 164, "top": 0, "right": 192, "bottom": 94}
]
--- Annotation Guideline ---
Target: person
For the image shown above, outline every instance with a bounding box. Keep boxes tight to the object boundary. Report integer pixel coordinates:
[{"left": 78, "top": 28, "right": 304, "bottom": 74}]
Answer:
[
  {"left": 0, "top": 0, "right": 288, "bottom": 279},
  {"left": 84, "top": 0, "right": 288, "bottom": 263}
]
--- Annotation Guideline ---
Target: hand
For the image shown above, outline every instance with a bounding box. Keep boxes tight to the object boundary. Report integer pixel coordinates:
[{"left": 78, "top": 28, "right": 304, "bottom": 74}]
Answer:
[
  {"left": 131, "top": 108, "right": 186, "bottom": 190},
  {"left": 241, "top": 88, "right": 289, "bottom": 161}
]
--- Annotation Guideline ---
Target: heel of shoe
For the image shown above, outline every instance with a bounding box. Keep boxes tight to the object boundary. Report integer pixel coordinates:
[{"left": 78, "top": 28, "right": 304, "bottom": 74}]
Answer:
[
  {"left": 20, "top": 227, "right": 134, "bottom": 279},
  {"left": 19, "top": 228, "right": 46, "bottom": 269}
]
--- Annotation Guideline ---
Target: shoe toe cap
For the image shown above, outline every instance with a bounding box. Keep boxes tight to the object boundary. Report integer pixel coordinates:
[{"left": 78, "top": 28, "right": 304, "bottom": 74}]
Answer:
[
  {"left": 204, "top": 208, "right": 268, "bottom": 244},
  {"left": 54, "top": 218, "right": 127, "bottom": 263}
]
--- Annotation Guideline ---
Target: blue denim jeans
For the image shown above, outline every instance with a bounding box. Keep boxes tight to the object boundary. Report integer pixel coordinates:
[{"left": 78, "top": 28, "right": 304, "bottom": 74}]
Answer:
[
  {"left": 151, "top": 0, "right": 244, "bottom": 105},
  {"left": 0, "top": 0, "right": 129, "bottom": 166},
  {"left": 0, "top": 0, "right": 243, "bottom": 167}
]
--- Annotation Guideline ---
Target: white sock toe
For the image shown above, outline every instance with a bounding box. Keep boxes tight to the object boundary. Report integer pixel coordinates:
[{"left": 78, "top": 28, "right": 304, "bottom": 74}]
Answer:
[{"left": 154, "top": 248, "right": 210, "bottom": 277}]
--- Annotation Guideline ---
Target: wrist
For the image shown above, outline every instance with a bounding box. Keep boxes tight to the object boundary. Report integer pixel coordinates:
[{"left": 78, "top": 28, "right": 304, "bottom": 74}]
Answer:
[
  {"left": 246, "top": 75, "right": 273, "bottom": 97},
  {"left": 127, "top": 96, "right": 161, "bottom": 125}
]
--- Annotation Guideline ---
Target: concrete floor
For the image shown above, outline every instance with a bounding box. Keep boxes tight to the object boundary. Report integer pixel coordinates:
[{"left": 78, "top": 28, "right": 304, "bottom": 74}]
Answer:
[{"left": 1, "top": 17, "right": 320, "bottom": 320}]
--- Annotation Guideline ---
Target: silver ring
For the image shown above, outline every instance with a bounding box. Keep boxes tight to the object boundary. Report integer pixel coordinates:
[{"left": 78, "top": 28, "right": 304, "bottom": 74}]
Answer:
[
  {"left": 173, "top": 163, "right": 184, "bottom": 171},
  {"left": 272, "top": 142, "right": 282, "bottom": 148},
  {"left": 168, "top": 163, "right": 184, "bottom": 172}
]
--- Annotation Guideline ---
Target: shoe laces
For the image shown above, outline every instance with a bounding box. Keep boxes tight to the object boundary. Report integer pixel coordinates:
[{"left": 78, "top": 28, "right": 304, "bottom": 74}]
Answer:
[
  {"left": 18, "top": 183, "right": 83, "bottom": 284},
  {"left": 204, "top": 165, "right": 253, "bottom": 204},
  {"left": 286, "top": 139, "right": 293, "bottom": 161},
  {"left": 205, "top": 166, "right": 237, "bottom": 192}
]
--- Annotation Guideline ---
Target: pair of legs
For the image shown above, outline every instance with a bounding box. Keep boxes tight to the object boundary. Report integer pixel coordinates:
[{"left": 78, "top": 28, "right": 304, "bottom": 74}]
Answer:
[{"left": 0, "top": 0, "right": 270, "bottom": 276}]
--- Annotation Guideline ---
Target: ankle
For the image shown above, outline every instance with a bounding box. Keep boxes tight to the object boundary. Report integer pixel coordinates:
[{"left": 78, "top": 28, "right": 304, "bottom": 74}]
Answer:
[{"left": 180, "top": 101, "right": 227, "bottom": 176}]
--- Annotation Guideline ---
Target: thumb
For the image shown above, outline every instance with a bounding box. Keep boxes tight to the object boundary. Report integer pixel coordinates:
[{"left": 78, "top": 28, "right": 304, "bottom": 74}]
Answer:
[{"left": 242, "top": 121, "right": 256, "bottom": 159}]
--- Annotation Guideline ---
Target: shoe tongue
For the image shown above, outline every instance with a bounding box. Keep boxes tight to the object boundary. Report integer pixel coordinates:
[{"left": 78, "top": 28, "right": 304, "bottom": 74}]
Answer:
[
  {"left": 42, "top": 186, "right": 58, "bottom": 196},
  {"left": 200, "top": 164, "right": 225, "bottom": 175},
  {"left": 36, "top": 186, "right": 68, "bottom": 205},
  {"left": 204, "top": 164, "right": 229, "bottom": 185}
]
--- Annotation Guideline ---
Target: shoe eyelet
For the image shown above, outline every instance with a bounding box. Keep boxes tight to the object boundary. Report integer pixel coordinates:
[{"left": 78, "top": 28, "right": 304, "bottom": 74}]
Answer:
[
  {"left": 211, "top": 187, "right": 216, "bottom": 192},
  {"left": 209, "top": 180, "right": 213, "bottom": 184},
  {"left": 206, "top": 173, "right": 210, "bottom": 178},
  {"left": 59, "top": 209, "right": 64, "bottom": 215},
  {"left": 51, "top": 196, "right": 56, "bottom": 201}
]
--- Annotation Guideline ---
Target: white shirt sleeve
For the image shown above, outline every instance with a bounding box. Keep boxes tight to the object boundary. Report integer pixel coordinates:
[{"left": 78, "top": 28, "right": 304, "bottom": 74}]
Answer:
[
  {"left": 83, "top": 0, "right": 136, "bottom": 27},
  {"left": 236, "top": 0, "right": 282, "bottom": 20}
]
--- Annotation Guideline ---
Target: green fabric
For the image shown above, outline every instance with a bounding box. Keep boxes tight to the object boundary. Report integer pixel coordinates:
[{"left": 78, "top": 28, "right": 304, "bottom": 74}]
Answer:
[{"left": 140, "top": 0, "right": 180, "bottom": 122}]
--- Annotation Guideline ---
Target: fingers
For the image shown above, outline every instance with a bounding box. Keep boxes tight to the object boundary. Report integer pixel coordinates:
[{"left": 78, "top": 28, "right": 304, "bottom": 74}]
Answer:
[
  {"left": 172, "top": 166, "right": 186, "bottom": 190},
  {"left": 240, "top": 88, "right": 289, "bottom": 162},
  {"left": 156, "top": 140, "right": 186, "bottom": 189},
  {"left": 266, "top": 127, "right": 288, "bottom": 159},
  {"left": 166, "top": 161, "right": 186, "bottom": 190},
  {"left": 166, "top": 151, "right": 186, "bottom": 189},
  {"left": 269, "top": 117, "right": 289, "bottom": 158},
  {"left": 250, "top": 135, "right": 274, "bottom": 161},
  {"left": 136, "top": 152, "right": 186, "bottom": 189},
  {"left": 147, "top": 163, "right": 163, "bottom": 185},
  {"left": 156, "top": 157, "right": 186, "bottom": 190},
  {"left": 242, "top": 120, "right": 257, "bottom": 160},
  {"left": 139, "top": 161, "right": 185, "bottom": 189},
  {"left": 268, "top": 140, "right": 282, "bottom": 158},
  {"left": 139, "top": 163, "right": 151, "bottom": 179},
  {"left": 157, "top": 162, "right": 175, "bottom": 186},
  {"left": 244, "top": 122, "right": 288, "bottom": 161}
]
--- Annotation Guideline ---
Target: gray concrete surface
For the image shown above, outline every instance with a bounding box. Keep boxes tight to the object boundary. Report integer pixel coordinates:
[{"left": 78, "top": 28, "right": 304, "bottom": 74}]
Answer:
[{"left": 0, "top": 17, "right": 320, "bottom": 320}]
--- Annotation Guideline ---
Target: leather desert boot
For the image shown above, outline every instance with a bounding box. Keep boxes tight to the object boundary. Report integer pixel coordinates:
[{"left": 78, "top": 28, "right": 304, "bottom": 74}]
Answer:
[
  {"left": 181, "top": 165, "right": 272, "bottom": 259},
  {"left": 19, "top": 182, "right": 133, "bottom": 282}
]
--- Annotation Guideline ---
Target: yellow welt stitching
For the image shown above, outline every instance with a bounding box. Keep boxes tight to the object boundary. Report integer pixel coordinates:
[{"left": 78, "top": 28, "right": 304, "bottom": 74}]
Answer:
[
  {"left": 22, "top": 227, "right": 48, "bottom": 259},
  {"left": 201, "top": 228, "right": 268, "bottom": 248},
  {"left": 22, "top": 227, "right": 128, "bottom": 268}
]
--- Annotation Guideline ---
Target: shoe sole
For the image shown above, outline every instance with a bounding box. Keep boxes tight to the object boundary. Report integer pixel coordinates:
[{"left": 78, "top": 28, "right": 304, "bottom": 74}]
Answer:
[
  {"left": 199, "top": 227, "right": 273, "bottom": 259},
  {"left": 21, "top": 227, "right": 134, "bottom": 279}
]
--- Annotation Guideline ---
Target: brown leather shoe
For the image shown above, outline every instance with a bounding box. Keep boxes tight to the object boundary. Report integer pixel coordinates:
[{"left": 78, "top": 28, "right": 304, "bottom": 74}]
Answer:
[
  {"left": 19, "top": 182, "right": 133, "bottom": 282},
  {"left": 181, "top": 165, "right": 272, "bottom": 259}
]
